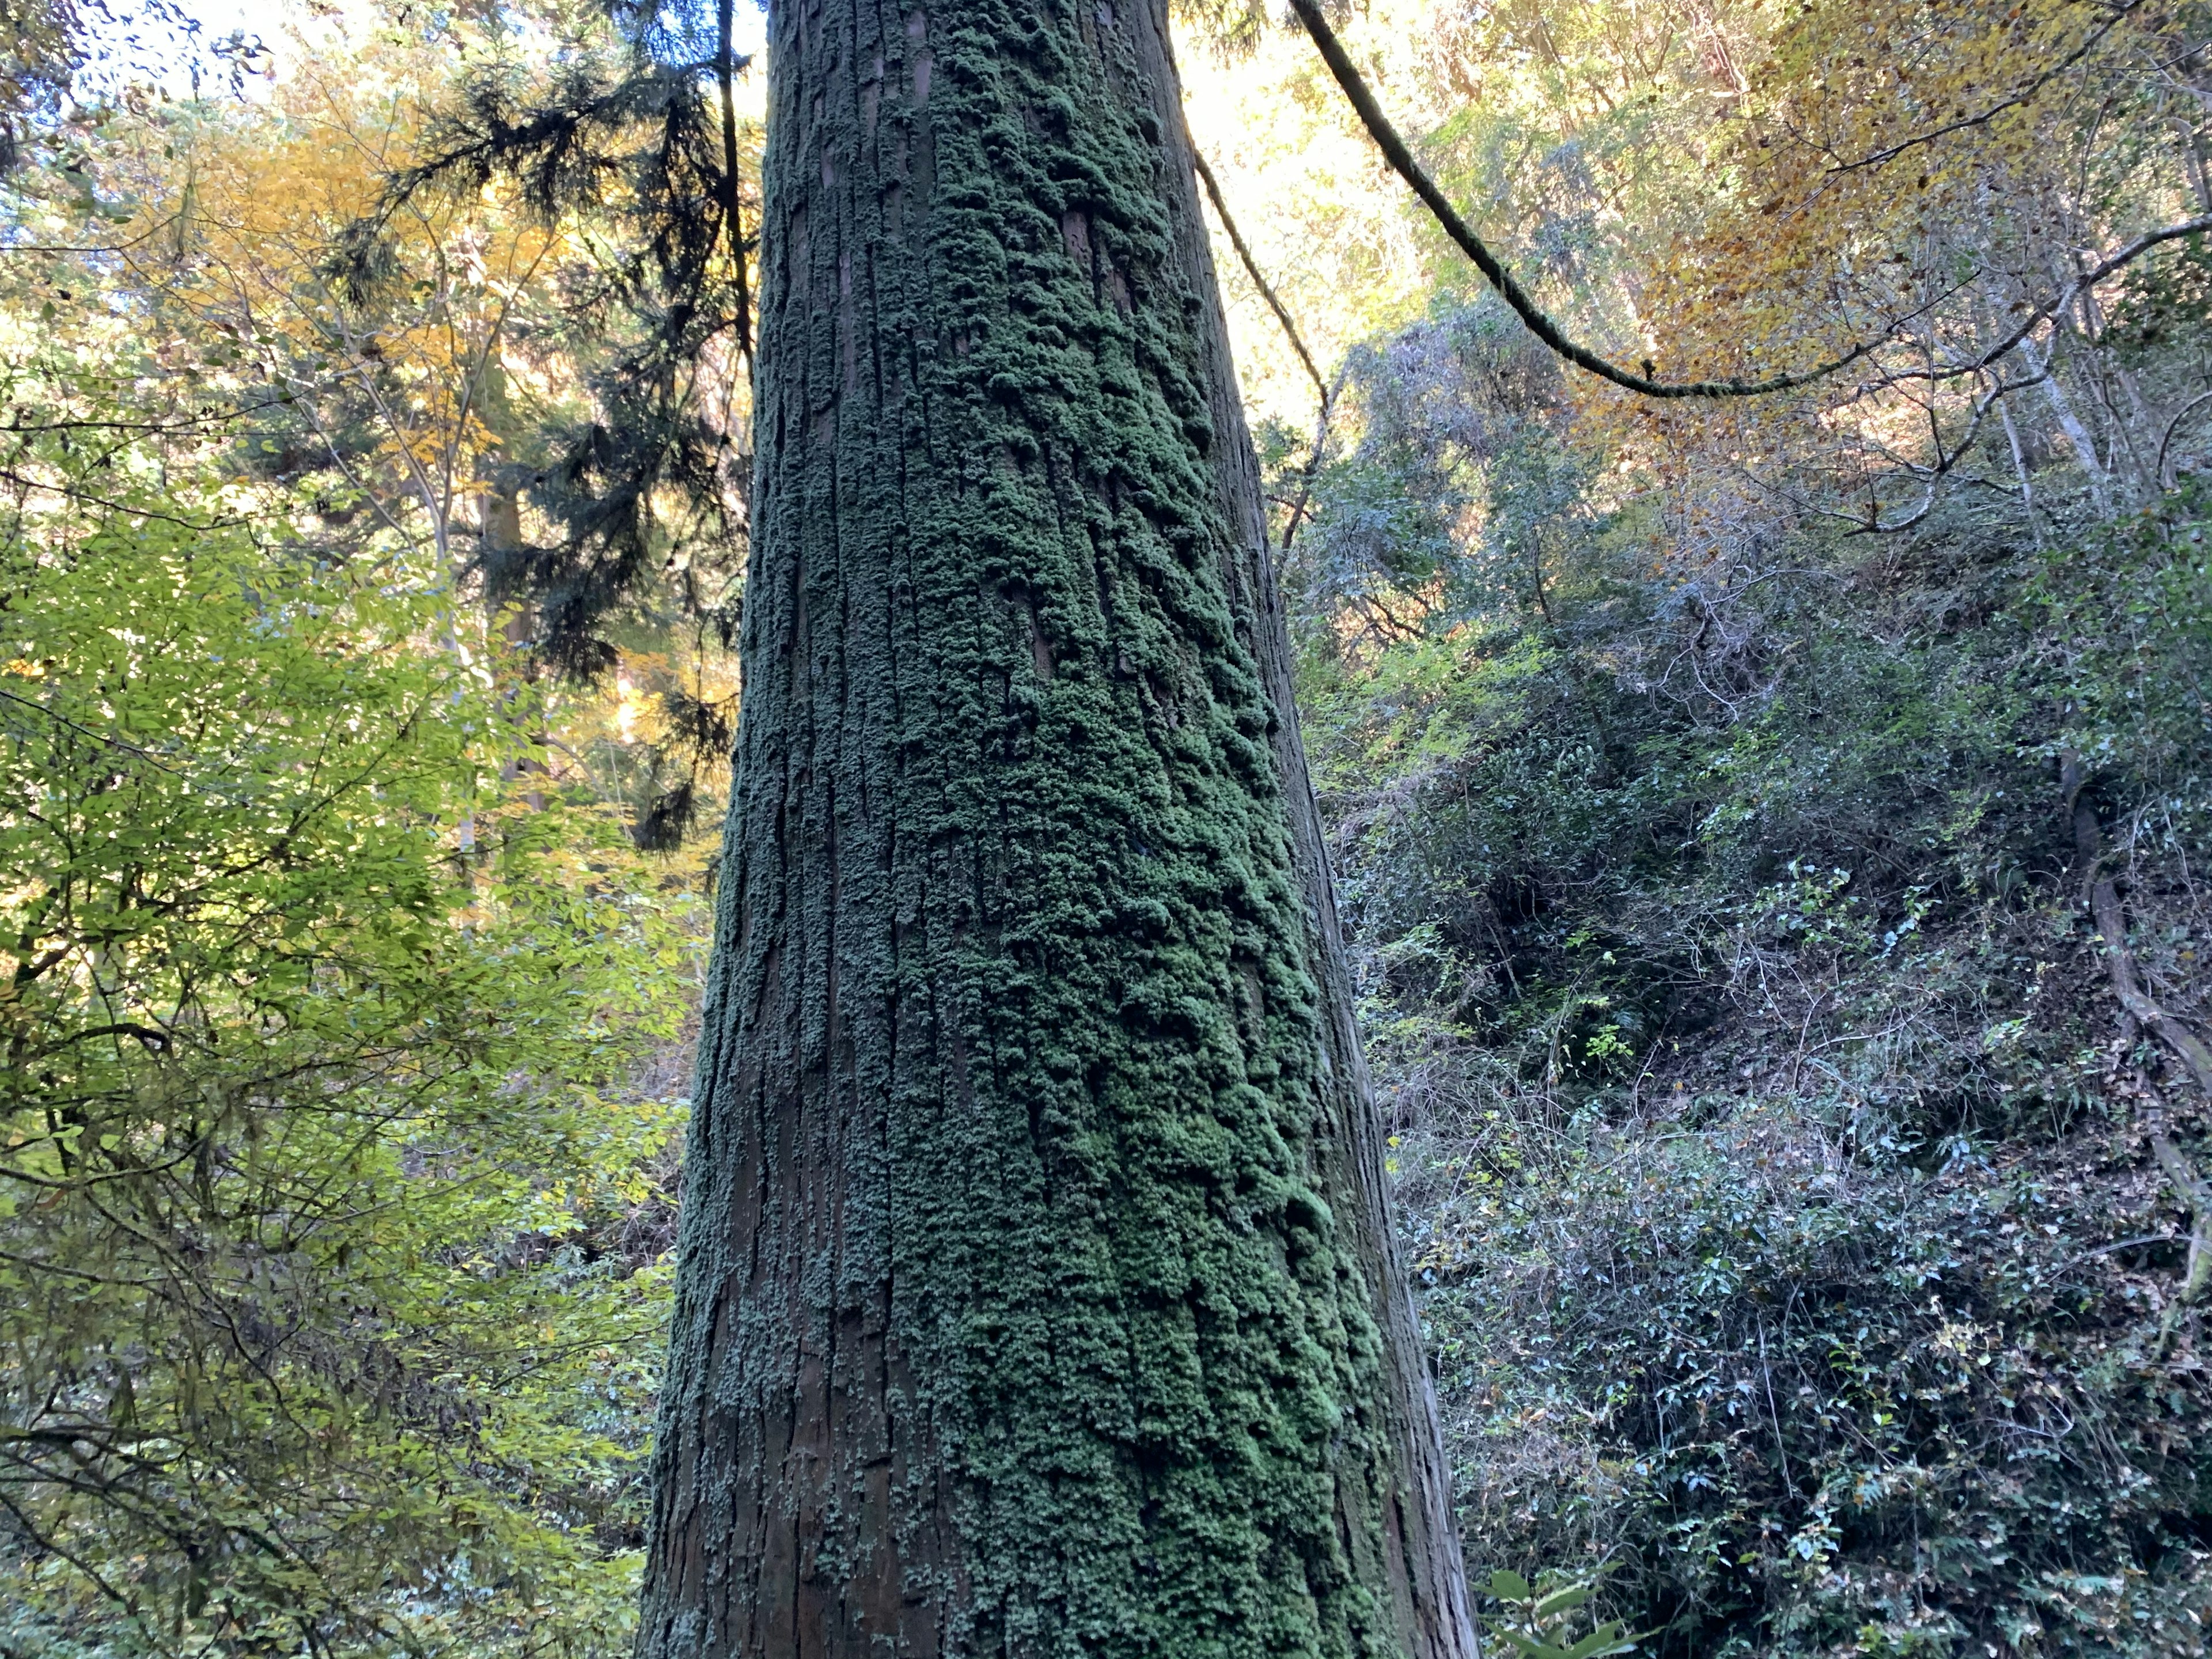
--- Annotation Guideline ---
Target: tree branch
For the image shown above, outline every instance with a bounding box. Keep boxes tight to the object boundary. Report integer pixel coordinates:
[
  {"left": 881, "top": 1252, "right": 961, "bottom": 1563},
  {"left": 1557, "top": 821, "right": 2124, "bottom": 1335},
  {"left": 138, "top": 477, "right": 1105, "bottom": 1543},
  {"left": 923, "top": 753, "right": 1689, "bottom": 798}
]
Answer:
[
  {"left": 1190, "top": 142, "right": 1327, "bottom": 405},
  {"left": 1285, "top": 0, "right": 1876, "bottom": 398},
  {"left": 1185, "top": 139, "right": 1340, "bottom": 554},
  {"left": 1825, "top": 1, "right": 2144, "bottom": 173},
  {"left": 715, "top": 1, "right": 755, "bottom": 365},
  {"left": 1289, "top": 0, "right": 2202, "bottom": 405},
  {"left": 1896, "top": 216, "right": 2212, "bottom": 385},
  {"left": 2063, "top": 752, "right": 2212, "bottom": 1346}
]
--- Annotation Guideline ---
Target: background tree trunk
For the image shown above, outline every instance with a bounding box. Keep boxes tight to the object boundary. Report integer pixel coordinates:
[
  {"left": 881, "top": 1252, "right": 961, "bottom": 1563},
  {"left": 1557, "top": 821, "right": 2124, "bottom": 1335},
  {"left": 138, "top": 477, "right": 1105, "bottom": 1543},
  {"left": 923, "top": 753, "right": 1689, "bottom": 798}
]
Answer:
[{"left": 635, "top": 0, "right": 1477, "bottom": 1652}]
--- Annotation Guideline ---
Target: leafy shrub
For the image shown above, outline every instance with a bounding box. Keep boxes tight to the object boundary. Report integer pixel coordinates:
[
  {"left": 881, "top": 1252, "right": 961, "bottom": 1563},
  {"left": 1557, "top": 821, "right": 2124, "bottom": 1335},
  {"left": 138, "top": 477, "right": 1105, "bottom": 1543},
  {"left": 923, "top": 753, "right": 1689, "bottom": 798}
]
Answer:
[{"left": 0, "top": 493, "right": 700, "bottom": 1656}]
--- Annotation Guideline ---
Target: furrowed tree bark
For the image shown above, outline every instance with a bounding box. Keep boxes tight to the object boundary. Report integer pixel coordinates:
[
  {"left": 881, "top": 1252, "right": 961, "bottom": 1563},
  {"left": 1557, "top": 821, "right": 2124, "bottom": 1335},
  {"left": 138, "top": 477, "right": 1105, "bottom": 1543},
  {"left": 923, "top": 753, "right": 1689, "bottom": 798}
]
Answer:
[{"left": 635, "top": 0, "right": 1478, "bottom": 1654}]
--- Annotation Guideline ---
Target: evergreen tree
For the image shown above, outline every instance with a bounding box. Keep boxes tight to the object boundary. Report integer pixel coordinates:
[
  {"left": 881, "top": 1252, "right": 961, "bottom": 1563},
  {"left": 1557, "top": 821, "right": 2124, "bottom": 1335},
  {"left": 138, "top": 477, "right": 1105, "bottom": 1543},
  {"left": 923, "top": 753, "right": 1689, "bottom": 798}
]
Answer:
[
  {"left": 631, "top": 0, "right": 1476, "bottom": 1651},
  {"left": 374, "top": 0, "right": 760, "bottom": 687}
]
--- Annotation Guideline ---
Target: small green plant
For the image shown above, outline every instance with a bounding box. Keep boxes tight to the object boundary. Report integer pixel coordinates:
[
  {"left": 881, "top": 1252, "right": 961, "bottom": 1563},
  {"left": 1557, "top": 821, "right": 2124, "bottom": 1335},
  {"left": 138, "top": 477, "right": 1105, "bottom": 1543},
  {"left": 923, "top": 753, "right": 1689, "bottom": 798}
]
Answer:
[{"left": 1482, "top": 1570, "right": 1644, "bottom": 1659}]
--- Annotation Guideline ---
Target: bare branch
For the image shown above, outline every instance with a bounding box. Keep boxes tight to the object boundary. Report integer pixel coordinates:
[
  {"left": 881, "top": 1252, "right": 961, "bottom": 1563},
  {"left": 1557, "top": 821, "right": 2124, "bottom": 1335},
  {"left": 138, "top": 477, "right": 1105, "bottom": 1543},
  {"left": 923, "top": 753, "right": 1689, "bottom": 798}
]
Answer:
[
  {"left": 1189, "top": 142, "right": 1328, "bottom": 406},
  {"left": 1825, "top": 2, "right": 2145, "bottom": 174}
]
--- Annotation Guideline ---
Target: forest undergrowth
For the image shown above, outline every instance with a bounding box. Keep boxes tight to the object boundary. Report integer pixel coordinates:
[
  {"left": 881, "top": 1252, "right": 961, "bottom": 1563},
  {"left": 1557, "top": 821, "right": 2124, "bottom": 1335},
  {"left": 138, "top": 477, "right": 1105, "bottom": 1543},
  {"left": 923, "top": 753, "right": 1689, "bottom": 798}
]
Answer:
[
  {"left": 1173, "top": 4, "right": 2212, "bottom": 1649},
  {"left": 1291, "top": 305, "right": 2212, "bottom": 1654}
]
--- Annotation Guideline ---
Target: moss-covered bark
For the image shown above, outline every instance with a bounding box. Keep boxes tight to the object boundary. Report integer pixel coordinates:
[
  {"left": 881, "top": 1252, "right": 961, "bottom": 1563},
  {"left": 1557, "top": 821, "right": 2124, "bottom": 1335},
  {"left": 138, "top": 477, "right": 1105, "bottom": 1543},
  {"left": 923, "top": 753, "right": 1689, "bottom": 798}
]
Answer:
[{"left": 635, "top": 1, "right": 1474, "bottom": 1653}]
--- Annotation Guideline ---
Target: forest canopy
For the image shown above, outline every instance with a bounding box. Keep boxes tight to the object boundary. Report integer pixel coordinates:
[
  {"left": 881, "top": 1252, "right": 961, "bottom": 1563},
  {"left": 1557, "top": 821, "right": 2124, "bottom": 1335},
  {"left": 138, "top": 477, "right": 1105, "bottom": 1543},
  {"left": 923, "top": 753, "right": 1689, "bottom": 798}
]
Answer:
[{"left": 2, "top": 0, "right": 2209, "bottom": 1655}]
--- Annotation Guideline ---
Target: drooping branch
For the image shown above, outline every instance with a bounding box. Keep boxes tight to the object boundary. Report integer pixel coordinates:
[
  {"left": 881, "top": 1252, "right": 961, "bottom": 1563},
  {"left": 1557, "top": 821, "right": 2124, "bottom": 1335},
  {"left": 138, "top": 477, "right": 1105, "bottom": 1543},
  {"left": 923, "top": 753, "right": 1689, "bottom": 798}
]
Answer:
[
  {"left": 1191, "top": 143, "right": 1327, "bottom": 404},
  {"left": 714, "top": 0, "right": 753, "bottom": 365},
  {"left": 343, "top": 51, "right": 755, "bottom": 680},
  {"left": 1286, "top": 0, "right": 2203, "bottom": 404},
  {"left": 1283, "top": 0, "right": 1876, "bottom": 399}
]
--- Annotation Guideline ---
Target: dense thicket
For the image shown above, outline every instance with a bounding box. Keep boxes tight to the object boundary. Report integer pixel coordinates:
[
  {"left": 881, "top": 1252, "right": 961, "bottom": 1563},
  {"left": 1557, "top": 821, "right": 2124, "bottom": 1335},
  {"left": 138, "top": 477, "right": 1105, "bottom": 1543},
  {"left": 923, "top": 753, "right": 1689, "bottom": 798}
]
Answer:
[{"left": 1292, "top": 304, "right": 2212, "bottom": 1652}]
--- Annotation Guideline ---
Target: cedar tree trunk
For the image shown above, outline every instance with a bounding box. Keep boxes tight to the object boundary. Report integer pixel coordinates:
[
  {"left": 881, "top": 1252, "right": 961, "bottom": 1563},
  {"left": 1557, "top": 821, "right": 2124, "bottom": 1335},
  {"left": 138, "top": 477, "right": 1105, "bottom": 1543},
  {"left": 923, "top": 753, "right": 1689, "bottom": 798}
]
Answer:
[{"left": 636, "top": 1, "right": 1476, "bottom": 1653}]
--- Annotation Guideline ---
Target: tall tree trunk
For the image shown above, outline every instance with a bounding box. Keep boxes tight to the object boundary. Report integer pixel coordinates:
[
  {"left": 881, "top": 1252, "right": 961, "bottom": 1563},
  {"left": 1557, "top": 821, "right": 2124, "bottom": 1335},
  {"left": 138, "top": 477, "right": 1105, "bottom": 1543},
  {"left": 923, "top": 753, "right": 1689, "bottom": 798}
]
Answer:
[{"left": 635, "top": 1, "right": 1476, "bottom": 1654}]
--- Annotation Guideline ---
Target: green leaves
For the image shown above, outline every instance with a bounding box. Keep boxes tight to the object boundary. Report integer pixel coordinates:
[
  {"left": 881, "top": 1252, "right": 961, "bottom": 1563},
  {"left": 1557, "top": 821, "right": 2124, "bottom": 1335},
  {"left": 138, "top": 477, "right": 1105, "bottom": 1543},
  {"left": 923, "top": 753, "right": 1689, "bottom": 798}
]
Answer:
[
  {"left": 1302, "top": 200, "right": 2212, "bottom": 1647},
  {"left": 0, "top": 383, "right": 702, "bottom": 1653},
  {"left": 1483, "top": 1569, "right": 1644, "bottom": 1659}
]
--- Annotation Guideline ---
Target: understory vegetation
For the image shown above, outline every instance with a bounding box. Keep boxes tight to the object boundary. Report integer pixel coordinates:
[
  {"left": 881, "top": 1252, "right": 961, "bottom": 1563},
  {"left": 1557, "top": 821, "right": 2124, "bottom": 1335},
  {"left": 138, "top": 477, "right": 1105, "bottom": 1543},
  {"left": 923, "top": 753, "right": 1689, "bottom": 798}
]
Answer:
[
  {"left": 0, "top": 335, "right": 704, "bottom": 1654},
  {"left": 1179, "top": 5, "right": 2212, "bottom": 1649},
  {"left": 0, "top": 13, "right": 721, "bottom": 1653},
  {"left": 1294, "top": 315, "right": 2212, "bottom": 1653}
]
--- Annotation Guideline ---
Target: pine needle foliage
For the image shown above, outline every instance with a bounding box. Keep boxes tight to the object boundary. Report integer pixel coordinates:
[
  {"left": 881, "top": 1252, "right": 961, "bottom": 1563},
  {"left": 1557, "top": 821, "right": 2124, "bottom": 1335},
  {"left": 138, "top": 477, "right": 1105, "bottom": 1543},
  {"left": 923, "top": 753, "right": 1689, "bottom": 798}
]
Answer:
[{"left": 354, "top": 0, "right": 760, "bottom": 684}]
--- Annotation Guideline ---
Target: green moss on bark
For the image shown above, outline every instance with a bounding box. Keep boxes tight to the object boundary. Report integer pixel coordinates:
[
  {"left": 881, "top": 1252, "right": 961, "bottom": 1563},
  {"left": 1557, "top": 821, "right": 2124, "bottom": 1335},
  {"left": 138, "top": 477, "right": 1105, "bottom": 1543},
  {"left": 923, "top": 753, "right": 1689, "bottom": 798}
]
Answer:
[{"left": 636, "top": 2, "right": 1474, "bottom": 1654}]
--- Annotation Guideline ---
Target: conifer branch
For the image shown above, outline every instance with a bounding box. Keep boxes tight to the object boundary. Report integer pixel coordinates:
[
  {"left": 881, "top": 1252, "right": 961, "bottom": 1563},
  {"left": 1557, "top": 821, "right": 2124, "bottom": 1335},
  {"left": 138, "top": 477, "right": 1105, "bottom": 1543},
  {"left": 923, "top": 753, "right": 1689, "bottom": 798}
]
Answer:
[{"left": 715, "top": 0, "right": 753, "bottom": 364}]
